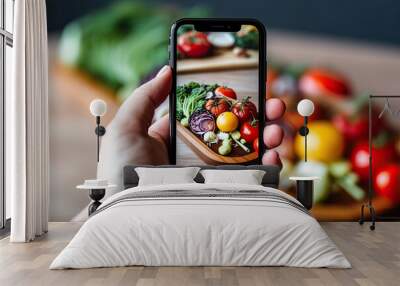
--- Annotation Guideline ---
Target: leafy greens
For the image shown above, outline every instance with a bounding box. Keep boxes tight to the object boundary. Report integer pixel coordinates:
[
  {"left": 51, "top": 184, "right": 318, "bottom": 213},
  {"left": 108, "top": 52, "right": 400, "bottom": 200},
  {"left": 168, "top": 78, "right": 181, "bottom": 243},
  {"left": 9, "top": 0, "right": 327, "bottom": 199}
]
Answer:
[{"left": 176, "top": 82, "right": 218, "bottom": 124}]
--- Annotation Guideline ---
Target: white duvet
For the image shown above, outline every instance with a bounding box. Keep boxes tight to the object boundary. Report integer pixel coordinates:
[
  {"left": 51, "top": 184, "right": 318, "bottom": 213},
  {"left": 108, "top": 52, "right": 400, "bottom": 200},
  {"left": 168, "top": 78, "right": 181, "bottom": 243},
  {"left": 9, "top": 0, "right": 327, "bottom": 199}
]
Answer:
[{"left": 50, "top": 183, "right": 350, "bottom": 269}]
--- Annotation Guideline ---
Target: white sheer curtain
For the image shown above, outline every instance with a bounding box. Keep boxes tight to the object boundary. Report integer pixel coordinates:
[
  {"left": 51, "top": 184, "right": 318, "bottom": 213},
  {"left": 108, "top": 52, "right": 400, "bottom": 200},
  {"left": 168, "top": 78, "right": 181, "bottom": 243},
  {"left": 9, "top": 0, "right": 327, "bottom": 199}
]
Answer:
[{"left": 8, "top": 0, "right": 49, "bottom": 242}]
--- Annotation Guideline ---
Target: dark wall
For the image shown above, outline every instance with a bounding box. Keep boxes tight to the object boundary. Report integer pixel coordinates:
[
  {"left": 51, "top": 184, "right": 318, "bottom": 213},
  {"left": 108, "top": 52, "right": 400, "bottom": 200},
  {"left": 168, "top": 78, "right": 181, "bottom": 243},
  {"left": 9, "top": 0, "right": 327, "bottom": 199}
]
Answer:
[{"left": 46, "top": 0, "right": 400, "bottom": 46}]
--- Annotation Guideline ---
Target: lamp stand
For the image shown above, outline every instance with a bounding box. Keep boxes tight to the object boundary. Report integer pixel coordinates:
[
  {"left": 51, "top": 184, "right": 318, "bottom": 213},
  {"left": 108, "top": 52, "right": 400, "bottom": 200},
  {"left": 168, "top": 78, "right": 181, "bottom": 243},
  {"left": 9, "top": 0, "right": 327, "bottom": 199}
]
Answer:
[
  {"left": 299, "top": 116, "right": 309, "bottom": 162},
  {"left": 94, "top": 116, "right": 106, "bottom": 162}
]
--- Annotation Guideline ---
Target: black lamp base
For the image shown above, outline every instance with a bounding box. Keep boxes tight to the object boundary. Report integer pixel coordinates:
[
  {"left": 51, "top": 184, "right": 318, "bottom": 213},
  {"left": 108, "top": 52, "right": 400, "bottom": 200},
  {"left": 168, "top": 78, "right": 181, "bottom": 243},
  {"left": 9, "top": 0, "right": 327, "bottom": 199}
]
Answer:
[
  {"left": 88, "top": 189, "right": 106, "bottom": 216},
  {"left": 296, "top": 180, "right": 314, "bottom": 210}
]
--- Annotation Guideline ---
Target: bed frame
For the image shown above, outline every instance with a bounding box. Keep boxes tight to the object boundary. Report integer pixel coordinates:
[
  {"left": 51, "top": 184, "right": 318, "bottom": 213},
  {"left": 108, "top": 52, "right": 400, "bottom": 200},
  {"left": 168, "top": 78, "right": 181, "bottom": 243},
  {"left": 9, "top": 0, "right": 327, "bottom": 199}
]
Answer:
[{"left": 123, "top": 165, "right": 281, "bottom": 190}]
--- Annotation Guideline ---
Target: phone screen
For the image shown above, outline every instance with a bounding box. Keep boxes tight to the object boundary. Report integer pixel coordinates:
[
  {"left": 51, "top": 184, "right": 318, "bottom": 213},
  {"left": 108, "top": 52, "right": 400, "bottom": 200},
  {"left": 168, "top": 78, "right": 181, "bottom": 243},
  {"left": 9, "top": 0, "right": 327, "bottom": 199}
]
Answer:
[{"left": 172, "top": 22, "right": 264, "bottom": 166}]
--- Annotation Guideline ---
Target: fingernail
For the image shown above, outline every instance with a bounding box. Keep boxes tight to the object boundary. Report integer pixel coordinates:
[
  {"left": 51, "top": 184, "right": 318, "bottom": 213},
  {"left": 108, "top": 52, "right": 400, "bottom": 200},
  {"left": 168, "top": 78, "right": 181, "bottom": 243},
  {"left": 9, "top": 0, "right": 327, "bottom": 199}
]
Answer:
[{"left": 156, "top": 65, "right": 169, "bottom": 77}]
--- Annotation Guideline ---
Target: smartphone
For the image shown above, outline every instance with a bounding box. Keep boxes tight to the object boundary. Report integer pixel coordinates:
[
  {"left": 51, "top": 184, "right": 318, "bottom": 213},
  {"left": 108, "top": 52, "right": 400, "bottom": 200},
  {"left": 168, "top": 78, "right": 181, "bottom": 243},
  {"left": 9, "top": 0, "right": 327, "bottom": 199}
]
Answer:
[{"left": 169, "top": 18, "right": 266, "bottom": 165}]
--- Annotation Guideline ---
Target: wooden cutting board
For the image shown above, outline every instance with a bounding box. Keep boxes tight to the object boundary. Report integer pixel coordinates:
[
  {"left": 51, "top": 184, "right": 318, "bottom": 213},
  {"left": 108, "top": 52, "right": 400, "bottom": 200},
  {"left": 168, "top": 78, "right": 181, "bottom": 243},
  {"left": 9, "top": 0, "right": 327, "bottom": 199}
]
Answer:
[
  {"left": 177, "top": 49, "right": 259, "bottom": 74},
  {"left": 177, "top": 122, "right": 258, "bottom": 165}
]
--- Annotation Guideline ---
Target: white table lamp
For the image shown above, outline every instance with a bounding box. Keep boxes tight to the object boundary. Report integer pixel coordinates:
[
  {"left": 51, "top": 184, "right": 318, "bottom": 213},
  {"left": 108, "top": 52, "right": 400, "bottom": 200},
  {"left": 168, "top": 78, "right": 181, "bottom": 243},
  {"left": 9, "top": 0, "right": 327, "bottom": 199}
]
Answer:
[
  {"left": 90, "top": 99, "right": 107, "bottom": 162},
  {"left": 297, "top": 99, "right": 315, "bottom": 162}
]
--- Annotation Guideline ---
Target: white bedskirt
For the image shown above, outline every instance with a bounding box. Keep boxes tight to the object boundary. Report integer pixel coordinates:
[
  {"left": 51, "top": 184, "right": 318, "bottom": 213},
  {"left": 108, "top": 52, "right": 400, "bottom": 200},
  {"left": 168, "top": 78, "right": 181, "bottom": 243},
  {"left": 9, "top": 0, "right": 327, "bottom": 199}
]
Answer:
[{"left": 50, "top": 183, "right": 350, "bottom": 269}]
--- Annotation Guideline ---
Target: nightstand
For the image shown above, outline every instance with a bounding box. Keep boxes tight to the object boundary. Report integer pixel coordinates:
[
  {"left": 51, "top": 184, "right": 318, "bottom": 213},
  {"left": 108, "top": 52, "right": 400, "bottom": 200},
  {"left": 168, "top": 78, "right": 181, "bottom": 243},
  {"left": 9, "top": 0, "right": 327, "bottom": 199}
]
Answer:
[
  {"left": 289, "top": 176, "right": 319, "bottom": 210},
  {"left": 77, "top": 179, "right": 116, "bottom": 215}
]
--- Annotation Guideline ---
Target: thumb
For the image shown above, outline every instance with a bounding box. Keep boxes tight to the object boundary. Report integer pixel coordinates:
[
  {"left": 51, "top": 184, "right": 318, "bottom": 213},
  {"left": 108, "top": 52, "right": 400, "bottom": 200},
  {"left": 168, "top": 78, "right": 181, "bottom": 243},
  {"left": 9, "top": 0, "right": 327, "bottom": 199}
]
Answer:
[
  {"left": 148, "top": 114, "right": 170, "bottom": 146},
  {"left": 114, "top": 65, "right": 172, "bottom": 134}
]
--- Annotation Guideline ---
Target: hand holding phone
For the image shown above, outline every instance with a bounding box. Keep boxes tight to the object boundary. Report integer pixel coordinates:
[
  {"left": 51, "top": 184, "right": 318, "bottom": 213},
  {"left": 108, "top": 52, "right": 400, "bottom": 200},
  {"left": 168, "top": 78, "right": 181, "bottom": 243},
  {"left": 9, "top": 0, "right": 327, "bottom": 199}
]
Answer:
[{"left": 96, "top": 19, "right": 286, "bottom": 189}]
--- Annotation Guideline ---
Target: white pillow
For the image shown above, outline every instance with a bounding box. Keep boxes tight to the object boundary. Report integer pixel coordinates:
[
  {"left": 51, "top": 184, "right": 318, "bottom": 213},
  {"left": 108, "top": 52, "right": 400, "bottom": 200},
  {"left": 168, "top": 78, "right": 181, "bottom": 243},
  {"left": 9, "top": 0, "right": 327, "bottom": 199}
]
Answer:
[
  {"left": 200, "top": 169, "right": 266, "bottom": 185},
  {"left": 135, "top": 167, "right": 200, "bottom": 186}
]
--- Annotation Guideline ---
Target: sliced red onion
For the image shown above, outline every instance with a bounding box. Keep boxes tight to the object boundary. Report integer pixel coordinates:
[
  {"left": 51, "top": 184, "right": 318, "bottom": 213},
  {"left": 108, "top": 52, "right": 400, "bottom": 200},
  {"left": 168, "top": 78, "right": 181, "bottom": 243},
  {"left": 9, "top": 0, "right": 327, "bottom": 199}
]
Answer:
[{"left": 189, "top": 110, "right": 215, "bottom": 135}]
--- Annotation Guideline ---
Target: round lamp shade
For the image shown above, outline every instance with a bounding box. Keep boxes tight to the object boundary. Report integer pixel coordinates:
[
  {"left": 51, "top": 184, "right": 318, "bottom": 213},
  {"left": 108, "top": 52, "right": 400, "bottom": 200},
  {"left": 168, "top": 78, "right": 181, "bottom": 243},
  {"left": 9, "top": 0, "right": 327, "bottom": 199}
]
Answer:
[
  {"left": 90, "top": 99, "right": 107, "bottom": 117},
  {"left": 297, "top": 99, "right": 315, "bottom": 117}
]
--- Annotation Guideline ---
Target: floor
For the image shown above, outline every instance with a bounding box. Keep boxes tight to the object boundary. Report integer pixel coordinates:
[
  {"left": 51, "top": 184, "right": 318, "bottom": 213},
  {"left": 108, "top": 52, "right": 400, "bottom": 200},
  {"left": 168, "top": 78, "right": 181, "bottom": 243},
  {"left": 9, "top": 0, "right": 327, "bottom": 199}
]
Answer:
[{"left": 0, "top": 222, "right": 399, "bottom": 286}]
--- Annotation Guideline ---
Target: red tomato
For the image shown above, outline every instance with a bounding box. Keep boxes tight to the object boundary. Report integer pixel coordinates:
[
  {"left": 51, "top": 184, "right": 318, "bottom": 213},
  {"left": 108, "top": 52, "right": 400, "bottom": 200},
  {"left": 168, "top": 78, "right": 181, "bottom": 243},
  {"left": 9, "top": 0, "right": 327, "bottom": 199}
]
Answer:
[
  {"left": 374, "top": 164, "right": 400, "bottom": 203},
  {"left": 232, "top": 97, "right": 258, "bottom": 123},
  {"left": 253, "top": 138, "right": 259, "bottom": 153},
  {"left": 177, "top": 31, "right": 211, "bottom": 58},
  {"left": 240, "top": 120, "right": 259, "bottom": 143},
  {"left": 205, "top": 98, "right": 230, "bottom": 117},
  {"left": 332, "top": 114, "right": 369, "bottom": 141},
  {"left": 299, "top": 68, "right": 351, "bottom": 98},
  {"left": 350, "top": 140, "right": 396, "bottom": 182},
  {"left": 215, "top": 86, "right": 237, "bottom": 100}
]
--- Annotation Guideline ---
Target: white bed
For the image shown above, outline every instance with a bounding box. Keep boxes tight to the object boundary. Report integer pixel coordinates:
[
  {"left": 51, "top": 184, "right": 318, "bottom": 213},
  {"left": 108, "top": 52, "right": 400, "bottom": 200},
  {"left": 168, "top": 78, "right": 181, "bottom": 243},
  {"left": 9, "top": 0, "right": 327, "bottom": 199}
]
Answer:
[{"left": 50, "top": 183, "right": 351, "bottom": 269}]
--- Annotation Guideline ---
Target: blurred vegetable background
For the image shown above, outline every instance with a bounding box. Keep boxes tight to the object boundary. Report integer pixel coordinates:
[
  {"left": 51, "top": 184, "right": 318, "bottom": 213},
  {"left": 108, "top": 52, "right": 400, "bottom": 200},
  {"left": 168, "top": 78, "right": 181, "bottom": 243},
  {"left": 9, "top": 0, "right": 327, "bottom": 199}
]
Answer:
[
  {"left": 58, "top": 2, "right": 208, "bottom": 100},
  {"left": 270, "top": 62, "right": 400, "bottom": 219},
  {"left": 47, "top": 0, "right": 400, "bottom": 221}
]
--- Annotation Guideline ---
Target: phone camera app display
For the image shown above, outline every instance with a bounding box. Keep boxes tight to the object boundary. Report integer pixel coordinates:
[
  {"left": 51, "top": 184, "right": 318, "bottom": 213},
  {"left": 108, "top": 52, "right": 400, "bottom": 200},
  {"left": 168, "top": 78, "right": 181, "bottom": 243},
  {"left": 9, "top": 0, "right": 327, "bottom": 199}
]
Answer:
[{"left": 175, "top": 24, "right": 261, "bottom": 165}]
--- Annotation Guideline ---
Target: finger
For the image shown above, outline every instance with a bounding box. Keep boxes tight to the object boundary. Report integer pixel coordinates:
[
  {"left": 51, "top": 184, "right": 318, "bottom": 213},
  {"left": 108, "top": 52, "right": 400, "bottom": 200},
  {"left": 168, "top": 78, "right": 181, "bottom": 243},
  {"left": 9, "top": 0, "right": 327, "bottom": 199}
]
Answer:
[
  {"left": 262, "top": 150, "right": 282, "bottom": 168},
  {"left": 148, "top": 114, "right": 170, "bottom": 145},
  {"left": 265, "top": 98, "right": 286, "bottom": 121},
  {"left": 263, "top": 124, "right": 284, "bottom": 148},
  {"left": 115, "top": 66, "right": 172, "bottom": 133}
]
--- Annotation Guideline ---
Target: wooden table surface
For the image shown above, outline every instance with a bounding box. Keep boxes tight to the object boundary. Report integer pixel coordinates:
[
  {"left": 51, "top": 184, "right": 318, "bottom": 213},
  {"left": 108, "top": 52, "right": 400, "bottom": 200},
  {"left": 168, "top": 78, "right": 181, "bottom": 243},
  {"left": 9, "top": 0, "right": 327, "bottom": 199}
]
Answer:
[{"left": 48, "top": 31, "right": 400, "bottom": 221}]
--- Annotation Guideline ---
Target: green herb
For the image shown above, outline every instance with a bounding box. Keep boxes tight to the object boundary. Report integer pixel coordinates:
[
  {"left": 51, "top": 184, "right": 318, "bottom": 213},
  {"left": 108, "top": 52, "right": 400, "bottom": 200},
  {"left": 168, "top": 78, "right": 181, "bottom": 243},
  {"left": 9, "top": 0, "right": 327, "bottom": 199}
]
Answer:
[
  {"left": 176, "top": 82, "right": 218, "bottom": 122},
  {"left": 177, "top": 25, "right": 194, "bottom": 36},
  {"left": 235, "top": 30, "right": 259, "bottom": 49},
  {"left": 59, "top": 2, "right": 210, "bottom": 98},
  {"left": 203, "top": 131, "right": 218, "bottom": 144},
  {"left": 329, "top": 161, "right": 365, "bottom": 201},
  {"left": 230, "top": 132, "right": 250, "bottom": 152},
  {"left": 218, "top": 139, "right": 232, "bottom": 155}
]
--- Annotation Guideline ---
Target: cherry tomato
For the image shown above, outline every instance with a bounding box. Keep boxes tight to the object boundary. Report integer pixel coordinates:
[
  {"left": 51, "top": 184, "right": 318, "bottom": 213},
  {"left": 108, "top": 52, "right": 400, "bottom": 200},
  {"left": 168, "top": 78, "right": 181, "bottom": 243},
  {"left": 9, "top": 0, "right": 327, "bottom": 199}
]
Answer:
[
  {"left": 232, "top": 97, "right": 258, "bottom": 123},
  {"left": 299, "top": 68, "right": 351, "bottom": 98},
  {"left": 215, "top": 86, "right": 237, "bottom": 100},
  {"left": 177, "top": 31, "right": 211, "bottom": 58},
  {"left": 253, "top": 138, "right": 259, "bottom": 153},
  {"left": 205, "top": 98, "right": 230, "bottom": 117},
  {"left": 216, "top": 112, "right": 239, "bottom": 132},
  {"left": 350, "top": 140, "right": 396, "bottom": 182},
  {"left": 333, "top": 114, "right": 369, "bottom": 141},
  {"left": 240, "top": 120, "right": 259, "bottom": 143},
  {"left": 374, "top": 164, "right": 400, "bottom": 203}
]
